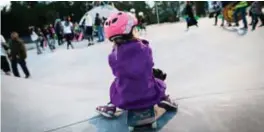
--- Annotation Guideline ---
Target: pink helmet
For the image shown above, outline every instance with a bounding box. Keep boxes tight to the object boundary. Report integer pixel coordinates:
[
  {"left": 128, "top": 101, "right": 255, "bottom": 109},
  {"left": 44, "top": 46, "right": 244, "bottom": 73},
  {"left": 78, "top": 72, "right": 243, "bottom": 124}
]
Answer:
[{"left": 104, "top": 12, "right": 138, "bottom": 40}]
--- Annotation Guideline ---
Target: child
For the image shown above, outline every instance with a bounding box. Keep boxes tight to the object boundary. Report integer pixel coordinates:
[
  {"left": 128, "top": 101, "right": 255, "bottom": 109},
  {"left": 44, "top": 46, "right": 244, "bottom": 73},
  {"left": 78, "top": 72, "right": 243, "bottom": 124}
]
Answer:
[
  {"left": 63, "top": 17, "right": 74, "bottom": 49},
  {"left": 48, "top": 24, "right": 56, "bottom": 49},
  {"left": 36, "top": 28, "right": 45, "bottom": 50},
  {"left": 29, "top": 26, "right": 42, "bottom": 54},
  {"left": 96, "top": 12, "right": 177, "bottom": 118}
]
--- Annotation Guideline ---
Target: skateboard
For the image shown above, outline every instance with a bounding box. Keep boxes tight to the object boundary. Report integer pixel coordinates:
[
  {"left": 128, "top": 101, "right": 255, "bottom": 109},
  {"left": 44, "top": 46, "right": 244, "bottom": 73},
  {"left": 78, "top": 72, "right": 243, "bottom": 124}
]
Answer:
[{"left": 127, "top": 105, "right": 166, "bottom": 131}]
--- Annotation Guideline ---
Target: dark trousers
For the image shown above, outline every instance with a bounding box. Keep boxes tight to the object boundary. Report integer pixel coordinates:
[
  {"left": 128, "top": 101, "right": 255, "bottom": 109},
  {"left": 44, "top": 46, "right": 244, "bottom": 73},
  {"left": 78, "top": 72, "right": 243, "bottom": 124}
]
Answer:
[
  {"left": 86, "top": 26, "right": 94, "bottom": 43},
  {"left": 214, "top": 11, "right": 221, "bottom": 25},
  {"left": 56, "top": 32, "right": 63, "bottom": 45},
  {"left": 1, "top": 56, "right": 11, "bottom": 73},
  {"left": 65, "top": 34, "right": 74, "bottom": 49},
  {"left": 11, "top": 58, "right": 30, "bottom": 77},
  {"left": 234, "top": 7, "right": 247, "bottom": 28}
]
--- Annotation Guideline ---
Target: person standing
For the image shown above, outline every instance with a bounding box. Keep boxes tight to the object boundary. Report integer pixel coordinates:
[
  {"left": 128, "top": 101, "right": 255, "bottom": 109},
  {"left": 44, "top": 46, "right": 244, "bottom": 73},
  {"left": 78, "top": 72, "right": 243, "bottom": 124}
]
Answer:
[
  {"left": 85, "top": 14, "right": 94, "bottom": 46},
  {"left": 36, "top": 28, "right": 45, "bottom": 50},
  {"left": 63, "top": 17, "right": 74, "bottom": 49},
  {"left": 95, "top": 13, "right": 104, "bottom": 42},
  {"left": 251, "top": 1, "right": 264, "bottom": 30},
  {"left": 138, "top": 12, "right": 147, "bottom": 35},
  {"left": 185, "top": 1, "right": 198, "bottom": 30},
  {"left": 233, "top": 1, "right": 248, "bottom": 30},
  {"left": 9, "top": 32, "right": 30, "bottom": 78},
  {"left": 1, "top": 34, "right": 11, "bottom": 75},
  {"left": 55, "top": 21, "right": 64, "bottom": 46},
  {"left": 48, "top": 24, "right": 56, "bottom": 49},
  {"left": 212, "top": 1, "right": 222, "bottom": 26},
  {"left": 29, "top": 26, "right": 42, "bottom": 54}
]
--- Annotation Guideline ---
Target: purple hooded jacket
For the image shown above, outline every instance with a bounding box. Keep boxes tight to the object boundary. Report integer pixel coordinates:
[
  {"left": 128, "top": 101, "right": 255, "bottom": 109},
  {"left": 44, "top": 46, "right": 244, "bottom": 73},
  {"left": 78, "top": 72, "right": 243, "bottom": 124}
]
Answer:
[{"left": 108, "top": 39, "right": 166, "bottom": 110}]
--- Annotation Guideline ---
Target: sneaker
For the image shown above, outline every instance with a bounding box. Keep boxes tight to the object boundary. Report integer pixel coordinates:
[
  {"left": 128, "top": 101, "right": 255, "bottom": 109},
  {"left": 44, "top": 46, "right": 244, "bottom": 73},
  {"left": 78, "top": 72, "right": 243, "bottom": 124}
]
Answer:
[
  {"left": 220, "top": 23, "right": 224, "bottom": 27},
  {"left": 259, "top": 24, "right": 264, "bottom": 27},
  {"left": 25, "top": 75, "right": 30, "bottom": 79},
  {"left": 158, "top": 95, "right": 178, "bottom": 111},
  {"left": 96, "top": 103, "right": 117, "bottom": 118}
]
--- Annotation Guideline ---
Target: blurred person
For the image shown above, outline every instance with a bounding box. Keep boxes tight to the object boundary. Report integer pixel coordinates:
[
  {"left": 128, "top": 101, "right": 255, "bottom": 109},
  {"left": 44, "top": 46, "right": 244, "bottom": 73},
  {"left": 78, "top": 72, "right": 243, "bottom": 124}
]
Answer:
[
  {"left": 1, "top": 34, "right": 11, "bottom": 75},
  {"left": 85, "top": 14, "right": 94, "bottom": 46},
  {"left": 95, "top": 13, "right": 104, "bottom": 42},
  {"left": 63, "top": 17, "right": 74, "bottom": 49},
  {"left": 9, "top": 32, "right": 30, "bottom": 78},
  {"left": 233, "top": 1, "right": 248, "bottom": 30},
  {"left": 250, "top": 1, "right": 264, "bottom": 30},
  {"left": 185, "top": 1, "right": 198, "bottom": 30},
  {"left": 29, "top": 26, "right": 42, "bottom": 54}
]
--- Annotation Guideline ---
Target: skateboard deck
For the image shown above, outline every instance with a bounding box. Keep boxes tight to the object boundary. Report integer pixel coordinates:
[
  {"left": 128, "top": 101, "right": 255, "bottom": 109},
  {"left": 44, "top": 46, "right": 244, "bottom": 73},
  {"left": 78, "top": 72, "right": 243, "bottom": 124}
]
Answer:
[{"left": 127, "top": 105, "right": 166, "bottom": 131}]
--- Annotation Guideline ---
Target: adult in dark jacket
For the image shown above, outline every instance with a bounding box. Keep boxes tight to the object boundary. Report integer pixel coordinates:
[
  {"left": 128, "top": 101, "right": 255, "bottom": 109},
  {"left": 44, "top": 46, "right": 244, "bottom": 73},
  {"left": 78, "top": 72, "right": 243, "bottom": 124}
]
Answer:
[
  {"left": 9, "top": 32, "right": 30, "bottom": 78},
  {"left": 185, "top": 2, "right": 198, "bottom": 30},
  {"left": 55, "top": 21, "right": 64, "bottom": 45},
  {"left": 95, "top": 13, "right": 104, "bottom": 42},
  {"left": 250, "top": 1, "right": 264, "bottom": 30},
  {"left": 233, "top": 1, "right": 248, "bottom": 29}
]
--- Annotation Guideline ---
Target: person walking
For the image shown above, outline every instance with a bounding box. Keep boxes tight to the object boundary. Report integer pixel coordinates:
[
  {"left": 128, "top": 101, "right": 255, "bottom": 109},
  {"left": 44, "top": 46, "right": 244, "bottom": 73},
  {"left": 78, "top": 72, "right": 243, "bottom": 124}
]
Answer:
[
  {"left": 95, "top": 13, "right": 104, "bottom": 42},
  {"left": 233, "top": 1, "right": 248, "bottom": 30},
  {"left": 1, "top": 34, "right": 11, "bottom": 75},
  {"left": 62, "top": 17, "right": 74, "bottom": 49},
  {"left": 36, "top": 28, "right": 45, "bottom": 50},
  {"left": 55, "top": 21, "right": 64, "bottom": 46},
  {"left": 9, "top": 32, "right": 30, "bottom": 78},
  {"left": 85, "top": 14, "right": 94, "bottom": 46},
  {"left": 48, "top": 24, "right": 56, "bottom": 49},
  {"left": 250, "top": 1, "right": 264, "bottom": 30},
  {"left": 185, "top": 1, "right": 198, "bottom": 30},
  {"left": 212, "top": 1, "right": 222, "bottom": 26},
  {"left": 29, "top": 26, "right": 42, "bottom": 54}
]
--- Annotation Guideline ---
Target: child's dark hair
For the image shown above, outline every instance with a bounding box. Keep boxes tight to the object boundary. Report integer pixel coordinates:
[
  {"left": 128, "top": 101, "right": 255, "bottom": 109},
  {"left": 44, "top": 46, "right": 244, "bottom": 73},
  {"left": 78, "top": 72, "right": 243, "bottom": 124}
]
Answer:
[{"left": 110, "top": 26, "right": 137, "bottom": 46}]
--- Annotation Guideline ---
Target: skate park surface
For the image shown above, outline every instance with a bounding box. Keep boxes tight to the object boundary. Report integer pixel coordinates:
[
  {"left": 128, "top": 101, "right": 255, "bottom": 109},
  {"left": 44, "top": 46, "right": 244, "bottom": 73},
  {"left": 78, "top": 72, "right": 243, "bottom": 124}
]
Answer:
[{"left": 1, "top": 18, "right": 264, "bottom": 132}]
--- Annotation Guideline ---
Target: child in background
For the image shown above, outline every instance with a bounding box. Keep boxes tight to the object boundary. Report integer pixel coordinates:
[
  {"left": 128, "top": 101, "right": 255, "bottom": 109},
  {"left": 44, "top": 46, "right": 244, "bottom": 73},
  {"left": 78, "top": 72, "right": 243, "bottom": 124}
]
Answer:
[
  {"left": 73, "top": 22, "right": 81, "bottom": 41},
  {"left": 37, "top": 28, "right": 45, "bottom": 50},
  {"left": 48, "top": 24, "right": 56, "bottom": 49},
  {"left": 96, "top": 12, "right": 177, "bottom": 118}
]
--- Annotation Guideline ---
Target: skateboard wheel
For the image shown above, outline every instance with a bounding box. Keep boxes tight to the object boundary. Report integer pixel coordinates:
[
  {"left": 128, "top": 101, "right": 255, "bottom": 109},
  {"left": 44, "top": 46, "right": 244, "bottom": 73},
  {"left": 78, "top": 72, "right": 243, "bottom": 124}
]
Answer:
[
  {"left": 152, "top": 122, "right": 157, "bottom": 129},
  {"left": 128, "top": 126, "right": 134, "bottom": 131}
]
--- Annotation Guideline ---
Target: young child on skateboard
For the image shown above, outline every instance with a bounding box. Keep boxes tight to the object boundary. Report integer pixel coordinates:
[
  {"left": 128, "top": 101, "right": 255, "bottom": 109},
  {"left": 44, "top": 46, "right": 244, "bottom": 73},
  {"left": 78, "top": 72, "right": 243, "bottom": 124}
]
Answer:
[{"left": 96, "top": 12, "right": 177, "bottom": 118}]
